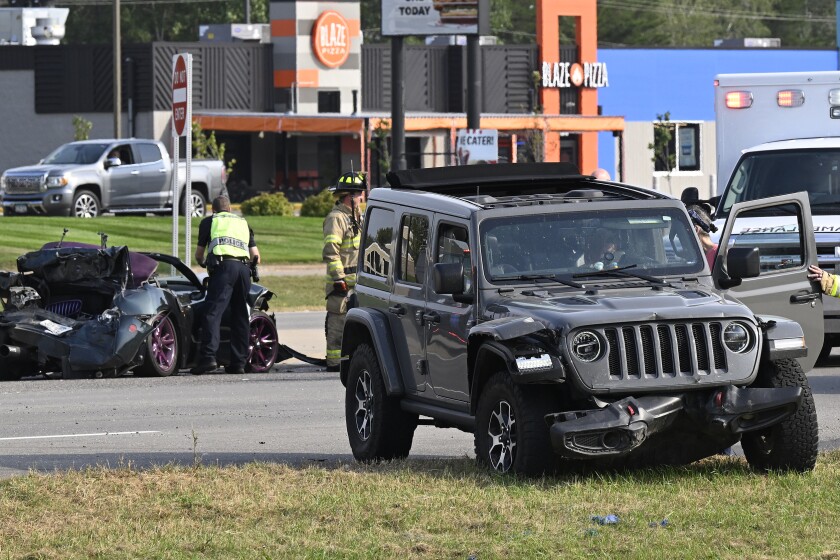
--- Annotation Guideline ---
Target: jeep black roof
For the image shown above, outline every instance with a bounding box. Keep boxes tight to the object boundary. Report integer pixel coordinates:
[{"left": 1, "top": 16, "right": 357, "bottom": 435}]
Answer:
[{"left": 385, "top": 163, "right": 672, "bottom": 203}]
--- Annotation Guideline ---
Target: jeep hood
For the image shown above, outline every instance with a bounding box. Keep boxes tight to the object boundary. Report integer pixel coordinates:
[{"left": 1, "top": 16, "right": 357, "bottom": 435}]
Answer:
[{"left": 484, "top": 287, "right": 754, "bottom": 332}]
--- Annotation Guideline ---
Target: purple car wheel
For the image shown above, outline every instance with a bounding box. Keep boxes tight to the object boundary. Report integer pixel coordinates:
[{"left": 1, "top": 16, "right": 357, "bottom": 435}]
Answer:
[
  {"left": 247, "top": 310, "right": 278, "bottom": 373},
  {"left": 137, "top": 316, "right": 178, "bottom": 377}
]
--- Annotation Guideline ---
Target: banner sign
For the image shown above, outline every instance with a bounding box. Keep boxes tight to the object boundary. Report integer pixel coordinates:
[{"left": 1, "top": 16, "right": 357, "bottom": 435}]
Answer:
[
  {"left": 541, "top": 61, "right": 609, "bottom": 89},
  {"left": 382, "top": 0, "right": 488, "bottom": 37},
  {"left": 456, "top": 129, "right": 498, "bottom": 165}
]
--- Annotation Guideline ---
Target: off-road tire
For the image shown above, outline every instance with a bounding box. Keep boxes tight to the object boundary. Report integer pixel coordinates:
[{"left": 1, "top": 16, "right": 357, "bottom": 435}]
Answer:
[
  {"left": 474, "top": 372, "right": 557, "bottom": 476},
  {"left": 345, "top": 344, "right": 418, "bottom": 462},
  {"left": 741, "top": 358, "right": 818, "bottom": 472}
]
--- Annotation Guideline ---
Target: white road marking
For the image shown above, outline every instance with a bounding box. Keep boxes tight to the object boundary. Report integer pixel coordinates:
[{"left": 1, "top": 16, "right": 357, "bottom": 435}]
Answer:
[{"left": 0, "top": 431, "right": 160, "bottom": 441}]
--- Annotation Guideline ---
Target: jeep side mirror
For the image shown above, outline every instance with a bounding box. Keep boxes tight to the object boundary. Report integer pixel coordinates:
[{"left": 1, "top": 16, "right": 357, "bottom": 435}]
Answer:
[
  {"left": 720, "top": 247, "right": 760, "bottom": 288},
  {"left": 433, "top": 262, "right": 473, "bottom": 303},
  {"left": 104, "top": 157, "right": 121, "bottom": 169},
  {"left": 680, "top": 187, "right": 699, "bottom": 205}
]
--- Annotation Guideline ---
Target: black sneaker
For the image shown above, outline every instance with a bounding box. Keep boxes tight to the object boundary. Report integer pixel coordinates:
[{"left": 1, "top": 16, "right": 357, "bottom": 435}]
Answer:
[
  {"left": 190, "top": 360, "right": 218, "bottom": 375},
  {"left": 225, "top": 365, "right": 246, "bottom": 374}
]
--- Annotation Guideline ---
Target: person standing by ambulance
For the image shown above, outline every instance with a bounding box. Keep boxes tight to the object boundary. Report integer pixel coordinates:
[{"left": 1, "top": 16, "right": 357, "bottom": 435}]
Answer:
[
  {"left": 192, "top": 196, "right": 261, "bottom": 375},
  {"left": 323, "top": 172, "right": 366, "bottom": 372}
]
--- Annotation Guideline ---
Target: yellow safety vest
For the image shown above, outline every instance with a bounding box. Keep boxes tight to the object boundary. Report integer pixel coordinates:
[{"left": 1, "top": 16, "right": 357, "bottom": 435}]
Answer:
[{"left": 208, "top": 212, "right": 250, "bottom": 258}]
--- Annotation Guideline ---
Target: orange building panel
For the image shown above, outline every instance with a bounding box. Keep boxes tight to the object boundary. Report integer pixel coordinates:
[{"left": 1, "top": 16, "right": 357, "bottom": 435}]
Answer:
[
  {"left": 273, "top": 69, "right": 319, "bottom": 88},
  {"left": 270, "top": 19, "right": 296, "bottom": 37}
]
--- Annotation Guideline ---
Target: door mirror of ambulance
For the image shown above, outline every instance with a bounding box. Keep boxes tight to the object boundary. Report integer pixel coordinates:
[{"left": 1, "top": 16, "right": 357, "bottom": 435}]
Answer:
[{"left": 727, "top": 246, "right": 761, "bottom": 283}]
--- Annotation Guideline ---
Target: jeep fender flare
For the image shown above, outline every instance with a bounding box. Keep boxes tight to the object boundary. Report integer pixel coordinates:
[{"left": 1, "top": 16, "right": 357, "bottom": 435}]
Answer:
[
  {"left": 341, "top": 308, "right": 405, "bottom": 395},
  {"left": 468, "top": 339, "right": 517, "bottom": 415},
  {"left": 758, "top": 314, "right": 808, "bottom": 362}
]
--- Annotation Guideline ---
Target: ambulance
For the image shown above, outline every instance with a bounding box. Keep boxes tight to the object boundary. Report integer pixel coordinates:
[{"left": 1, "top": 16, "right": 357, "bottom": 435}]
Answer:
[{"left": 709, "top": 71, "right": 840, "bottom": 362}]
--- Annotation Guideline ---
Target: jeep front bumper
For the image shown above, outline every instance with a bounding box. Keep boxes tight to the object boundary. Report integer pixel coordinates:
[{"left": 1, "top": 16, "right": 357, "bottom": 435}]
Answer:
[{"left": 546, "top": 386, "right": 803, "bottom": 459}]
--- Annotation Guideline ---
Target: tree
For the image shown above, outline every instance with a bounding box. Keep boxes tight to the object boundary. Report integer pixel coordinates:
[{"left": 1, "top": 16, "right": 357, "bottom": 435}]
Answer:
[
  {"left": 72, "top": 115, "right": 92, "bottom": 141},
  {"left": 64, "top": 0, "right": 269, "bottom": 44},
  {"left": 649, "top": 112, "right": 675, "bottom": 178}
]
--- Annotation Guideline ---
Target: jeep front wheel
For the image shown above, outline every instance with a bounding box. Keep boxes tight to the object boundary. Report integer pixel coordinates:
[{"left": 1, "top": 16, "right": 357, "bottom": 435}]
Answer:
[
  {"left": 741, "top": 359, "right": 818, "bottom": 472},
  {"left": 474, "top": 372, "right": 556, "bottom": 476},
  {"left": 345, "top": 344, "right": 418, "bottom": 462}
]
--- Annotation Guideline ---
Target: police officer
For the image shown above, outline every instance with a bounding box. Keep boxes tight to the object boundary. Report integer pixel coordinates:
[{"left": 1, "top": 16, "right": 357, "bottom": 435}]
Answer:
[
  {"left": 323, "top": 171, "right": 366, "bottom": 372},
  {"left": 192, "top": 196, "right": 261, "bottom": 375}
]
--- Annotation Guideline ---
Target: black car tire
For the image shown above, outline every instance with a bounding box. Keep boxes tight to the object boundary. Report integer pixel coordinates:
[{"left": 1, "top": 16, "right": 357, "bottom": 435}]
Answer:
[
  {"left": 0, "top": 359, "right": 25, "bottom": 381},
  {"left": 742, "top": 358, "right": 818, "bottom": 473},
  {"left": 135, "top": 316, "right": 179, "bottom": 377},
  {"left": 345, "top": 343, "right": 417, "bottom": 462},
  {"left": 474, "top": 372, "right": 557, "bottom": 476},
  {"left": 72, "top": 189, "right": 101, "bottom": 218},
  {"left": 245, "top": 310, "right": 279, "bottom": 373}
]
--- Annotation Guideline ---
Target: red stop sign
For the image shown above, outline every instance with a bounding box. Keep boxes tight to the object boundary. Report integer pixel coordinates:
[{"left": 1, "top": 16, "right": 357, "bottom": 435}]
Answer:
[{"left": 172, "top": 55, "right": 188, "bottom": 137}]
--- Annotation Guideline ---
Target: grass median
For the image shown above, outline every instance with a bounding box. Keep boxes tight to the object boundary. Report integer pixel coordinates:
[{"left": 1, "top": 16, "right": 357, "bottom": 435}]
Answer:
[
  {"left": 0, "top": 215, "right": 326, "bottom": 310},
  {"left": 2, "top": 454, "right": 840, "bottom": 558}
]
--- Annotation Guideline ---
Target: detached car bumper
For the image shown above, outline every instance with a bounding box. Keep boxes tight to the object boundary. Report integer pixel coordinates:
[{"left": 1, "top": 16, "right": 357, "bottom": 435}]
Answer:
[{"left": 546, "top": 386, "right": 803, "bottom": 459}]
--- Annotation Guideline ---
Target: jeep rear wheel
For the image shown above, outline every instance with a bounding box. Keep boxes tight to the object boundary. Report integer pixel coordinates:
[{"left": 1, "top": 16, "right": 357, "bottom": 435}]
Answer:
[
  {"left": 345, "top": 344, "right": 418, "bottom": 462},
  {"left": 741, "top": 359, "right": 818, "bottom": 472},
  {"left": 474, "top": 372, "right": 557, "bottom": 476}
]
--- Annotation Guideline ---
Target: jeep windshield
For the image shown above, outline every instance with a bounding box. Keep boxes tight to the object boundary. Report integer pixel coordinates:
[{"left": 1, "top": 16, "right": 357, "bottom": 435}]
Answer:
[
  {"left": 42, "top": 143, "right": 111, "bottom": 165},
  {"left": 480, "top": 207, "right": 704, "bottom": 283},
  {"left": 718, "top": 149, "right": 840, "bottom": 219}
]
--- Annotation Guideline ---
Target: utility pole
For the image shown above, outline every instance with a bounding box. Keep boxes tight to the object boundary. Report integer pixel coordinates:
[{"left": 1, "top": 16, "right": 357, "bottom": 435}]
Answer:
[
  {"left": 113, "top": 0, "right": 121, "bottom": 138},
  {"left": 390, "top": 36, "right": 406, "bottom": 171}
]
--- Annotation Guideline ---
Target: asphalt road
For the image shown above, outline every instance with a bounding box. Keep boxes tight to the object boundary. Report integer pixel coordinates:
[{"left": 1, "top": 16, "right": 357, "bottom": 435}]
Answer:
[{"left": 2, "top": 311, "right": 840, "bottom": 478}]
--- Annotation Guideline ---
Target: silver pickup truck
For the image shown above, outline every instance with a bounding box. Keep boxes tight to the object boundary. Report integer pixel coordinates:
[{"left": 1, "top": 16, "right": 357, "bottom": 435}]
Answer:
[{"left": 0, "top": 139, "right": 227, "bottom": 218}]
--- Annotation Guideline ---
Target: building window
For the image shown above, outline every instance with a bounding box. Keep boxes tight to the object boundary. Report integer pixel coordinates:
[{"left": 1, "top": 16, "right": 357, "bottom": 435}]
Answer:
[
  {"left": 652, "top": 122, "right": 701, "bottom": 173},
  {"left": 318, "top": 91, "right": 341, "bottom": 113}
]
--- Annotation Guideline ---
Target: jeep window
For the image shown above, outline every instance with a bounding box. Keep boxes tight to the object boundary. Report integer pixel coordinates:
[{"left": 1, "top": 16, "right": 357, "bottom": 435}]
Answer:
[
  {"left": 362, "top": 208, "right": 394, "bottom": 279},
  {"left": 43, "top": 143, "right": 111, "bottom": 165},
  {"left": 719, "top": 149, "right": 840, "bottom": 218},
  {"left": 727, "top": 203, "right": 805, "bottom": 272},
  {"left": 436, "top": 223, "right": 473, "bottom": 295},
  {"left": 398, "top": 214, "right": 429, "bottom": 285},
  {"left": 480, "top": 208, "right": 703, "bottom": 282}
]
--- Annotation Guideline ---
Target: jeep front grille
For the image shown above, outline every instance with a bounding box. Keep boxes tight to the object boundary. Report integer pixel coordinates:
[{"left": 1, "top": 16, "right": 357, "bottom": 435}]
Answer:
[
  {"left": 5, "top": 175, "right": 44, "bottom": 194},
  {"left": 604, "top": 322, "right": 726, "bottom": 379}
]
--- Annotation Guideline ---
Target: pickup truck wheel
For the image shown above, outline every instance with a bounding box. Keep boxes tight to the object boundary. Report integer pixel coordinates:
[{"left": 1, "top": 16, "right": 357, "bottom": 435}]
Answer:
[
  {"left": 475, "top": 372, "right": 557, "bottom": 476},
  {"left": 72, "top": 190, "right": 101, "bottom": 218},
  {"left": 135, "top": 316, "right": 178, "bottom": 377},
  {"left": 181, "top": 190, "right": 207, "bottom": 218},
  {"left": 741, "top": 359, "right": 818, "bottom": 472},
  {"left": 345, "top": 343, "right": 418, "bottom": 462}
]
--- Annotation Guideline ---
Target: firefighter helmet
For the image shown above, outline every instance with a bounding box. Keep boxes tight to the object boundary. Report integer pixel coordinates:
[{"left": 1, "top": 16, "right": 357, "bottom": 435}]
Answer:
[{"left": 329, "top": 171, "right": 367, "bottom": 194}]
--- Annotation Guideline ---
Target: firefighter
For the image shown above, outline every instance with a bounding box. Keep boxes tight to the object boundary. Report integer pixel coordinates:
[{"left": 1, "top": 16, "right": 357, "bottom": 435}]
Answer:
[
  {"left": 192, "top": 196, "right": 261, "bottom": 375},
  {"left": 323, "top": 171, "right": 366, "bottom": 372}
]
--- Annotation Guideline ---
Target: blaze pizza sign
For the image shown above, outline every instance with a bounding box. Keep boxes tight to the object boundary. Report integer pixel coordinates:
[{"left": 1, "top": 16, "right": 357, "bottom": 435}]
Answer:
[
  {"left": 541, "top": 61, "right": 609, "bottom": 89},
  {"left": 312, "top": 11, "right": 350, "bottom": 68}
]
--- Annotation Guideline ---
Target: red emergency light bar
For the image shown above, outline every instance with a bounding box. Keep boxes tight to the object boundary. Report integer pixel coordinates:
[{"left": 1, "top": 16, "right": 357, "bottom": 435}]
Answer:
[{"left": 725, "top": 91, "right": 753, "bottom": 109}]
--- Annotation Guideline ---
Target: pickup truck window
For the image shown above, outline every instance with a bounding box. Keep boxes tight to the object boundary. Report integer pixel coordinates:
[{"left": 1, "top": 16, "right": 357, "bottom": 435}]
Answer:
[
  {"left": 43, "top": 143, "right": 110, "bottom": 165},
  {"left": 137, "top": 143, "right": 163, "bottom": 164}
]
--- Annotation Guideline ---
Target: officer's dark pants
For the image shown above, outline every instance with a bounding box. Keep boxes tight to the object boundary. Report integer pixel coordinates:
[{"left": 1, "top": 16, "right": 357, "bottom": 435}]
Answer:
[{"left": 198, "top": 259, "right": 251, "bottom": 366}]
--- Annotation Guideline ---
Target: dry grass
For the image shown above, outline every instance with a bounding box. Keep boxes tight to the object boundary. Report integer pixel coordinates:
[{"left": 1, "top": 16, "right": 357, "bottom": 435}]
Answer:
[{"left": 2, "top": 454, "right": 840, "bottom": 559}]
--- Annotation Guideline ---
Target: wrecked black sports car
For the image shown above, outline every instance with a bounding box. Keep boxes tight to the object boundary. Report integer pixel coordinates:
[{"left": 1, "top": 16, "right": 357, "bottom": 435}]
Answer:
[{"left": 0, "top": 239, "right": 284, "bottom": 379}]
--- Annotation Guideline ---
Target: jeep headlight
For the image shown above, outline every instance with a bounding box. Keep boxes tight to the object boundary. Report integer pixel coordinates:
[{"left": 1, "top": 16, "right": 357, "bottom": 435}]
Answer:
[
  {"left": 571, "top": 330, "right": 602, "bottom": 362},
  {"left": 723, "top": 322, "right": 752, "bottom": 353},
  {"left": 46, "top": 175, "right": 68, "bottom": 188}
]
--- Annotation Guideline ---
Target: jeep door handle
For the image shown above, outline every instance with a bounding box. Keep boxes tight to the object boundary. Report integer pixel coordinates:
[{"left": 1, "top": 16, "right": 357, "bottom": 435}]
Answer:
[
  {"left": 791, "top": 292, "right": 820, "bottom": 303},
  {"left": 422, "top": 311, "right": 441, "bottom": 324},
  {"left": 388, "top": 304, "right": 406, "bottom": 316}
]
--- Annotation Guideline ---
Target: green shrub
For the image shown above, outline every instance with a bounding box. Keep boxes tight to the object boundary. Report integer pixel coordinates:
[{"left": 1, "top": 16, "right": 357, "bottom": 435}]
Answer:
[
  {"left": 300, "top": 188, "right": 336, "bottom": 217},
  {"left": 240, "top": 192, "right": 294, "bottom": 216}
]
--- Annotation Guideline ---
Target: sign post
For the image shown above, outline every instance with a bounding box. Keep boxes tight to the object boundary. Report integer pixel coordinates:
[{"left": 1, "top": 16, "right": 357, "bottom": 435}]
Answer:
[{"left": 171, "top": 53, "right": 193, "bottom": 264}]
